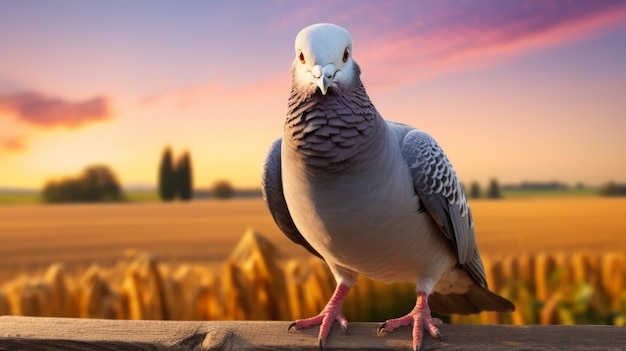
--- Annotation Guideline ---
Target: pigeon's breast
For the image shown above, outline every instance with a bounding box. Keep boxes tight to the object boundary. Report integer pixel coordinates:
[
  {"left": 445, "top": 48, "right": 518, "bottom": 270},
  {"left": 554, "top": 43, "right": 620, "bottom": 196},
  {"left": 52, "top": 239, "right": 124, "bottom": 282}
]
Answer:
[{"left": 282, "top": 130, "right": 456, "bottom": 284}]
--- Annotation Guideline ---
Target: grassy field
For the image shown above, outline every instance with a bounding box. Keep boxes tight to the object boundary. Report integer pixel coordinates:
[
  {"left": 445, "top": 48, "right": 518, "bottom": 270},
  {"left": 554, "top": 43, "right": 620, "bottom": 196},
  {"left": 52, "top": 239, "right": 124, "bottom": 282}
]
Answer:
[
  {"left": 0, "top": 191, "right": 160, "bottom": 205},
  {"left": 0, "top": 192, "right": 43, "bottom": 205},
  {"left": 499, "top": 187, "right": 599, "bottom": 198}
]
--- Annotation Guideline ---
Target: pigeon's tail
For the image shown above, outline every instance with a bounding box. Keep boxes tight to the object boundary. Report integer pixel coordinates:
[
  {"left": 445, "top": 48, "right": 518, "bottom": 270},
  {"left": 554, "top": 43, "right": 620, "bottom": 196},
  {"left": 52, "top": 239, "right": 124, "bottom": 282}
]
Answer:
[{"left": 428, "top": 285, "right": 515, "bottom": 315}]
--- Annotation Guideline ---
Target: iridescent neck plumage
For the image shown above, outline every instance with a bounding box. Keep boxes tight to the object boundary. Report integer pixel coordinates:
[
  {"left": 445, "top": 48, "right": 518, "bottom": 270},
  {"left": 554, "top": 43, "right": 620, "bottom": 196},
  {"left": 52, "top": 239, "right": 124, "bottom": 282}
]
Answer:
[{"left": 284, "top": 69, "right": 385, "bottom": 173}]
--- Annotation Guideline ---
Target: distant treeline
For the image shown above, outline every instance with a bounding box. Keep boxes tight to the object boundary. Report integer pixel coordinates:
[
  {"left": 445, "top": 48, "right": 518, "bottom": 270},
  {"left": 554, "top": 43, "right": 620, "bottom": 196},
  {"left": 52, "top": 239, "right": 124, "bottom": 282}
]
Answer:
[
  {"left": 503, "top": 181, "right": 626, "bottom": 197},
  {"left": 194, "top": 188, "right": 262, "bottom": 199},
  {"left": 38, "top": 151, "right": 626, "bottom": 203},
  {"left": 600, "top": 182, "right": 626, "bottom": 197},
  {"left": 465, "top": 178, "right": 502, "bottom": 199},
  {"left": 502, "top": 181, "right": 574, "bottom": 191},
  {"left": 157, "top": 147, "right": 251, "bottom": 201},
  {"left": 465, "top": 180, "right": 626, "bottom": 198}
]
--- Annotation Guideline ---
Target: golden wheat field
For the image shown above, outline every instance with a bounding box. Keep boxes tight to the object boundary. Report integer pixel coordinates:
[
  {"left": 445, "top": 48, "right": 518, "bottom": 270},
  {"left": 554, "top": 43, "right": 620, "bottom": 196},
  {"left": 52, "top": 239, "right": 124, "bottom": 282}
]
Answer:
[
  {"left": 0, "top": 199, "right": 312, "bottom": 283},
  {"left": 1, "top": 197, "right": 625, "bottom": 325}
]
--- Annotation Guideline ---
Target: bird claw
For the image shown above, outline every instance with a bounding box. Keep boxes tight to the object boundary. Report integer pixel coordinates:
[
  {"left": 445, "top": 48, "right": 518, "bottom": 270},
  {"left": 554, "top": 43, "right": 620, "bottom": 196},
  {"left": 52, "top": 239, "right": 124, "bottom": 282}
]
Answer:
[
  {"left": 378, "top": 292, "right": 442, "bottom": 351},
  {"left": 286, "top": 283, "right": 351, "bottom": 350},
  {"left": 377, "top": 322, "right": 388, "bottom": 336}
]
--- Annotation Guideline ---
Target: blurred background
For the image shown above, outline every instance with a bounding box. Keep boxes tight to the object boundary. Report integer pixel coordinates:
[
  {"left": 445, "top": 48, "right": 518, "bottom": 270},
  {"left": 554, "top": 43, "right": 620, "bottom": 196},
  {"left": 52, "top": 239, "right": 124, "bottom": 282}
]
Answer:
[{"left": 0, "top": 1, "right": 625, "bottom": 326}]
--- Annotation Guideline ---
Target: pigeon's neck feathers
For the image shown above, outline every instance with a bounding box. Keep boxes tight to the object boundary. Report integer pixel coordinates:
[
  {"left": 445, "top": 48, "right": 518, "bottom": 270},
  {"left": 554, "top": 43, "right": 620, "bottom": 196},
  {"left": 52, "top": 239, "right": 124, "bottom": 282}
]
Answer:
[{"left": 284, "top": 65, "right": 386, "bottom": 173}]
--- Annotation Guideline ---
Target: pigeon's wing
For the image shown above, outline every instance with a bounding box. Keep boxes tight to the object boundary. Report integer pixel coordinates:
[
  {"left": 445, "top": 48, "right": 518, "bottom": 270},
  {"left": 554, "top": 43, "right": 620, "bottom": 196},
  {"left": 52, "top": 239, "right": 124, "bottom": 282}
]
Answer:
[
  {"left": 401, "top": 129, "right": 515, "bottom": 314},
  {"left": 400, "top": 129, "right": 487, "bottom": 287},
  {"left": 261, "top": 138, "right": 322, "bottom": 259}
]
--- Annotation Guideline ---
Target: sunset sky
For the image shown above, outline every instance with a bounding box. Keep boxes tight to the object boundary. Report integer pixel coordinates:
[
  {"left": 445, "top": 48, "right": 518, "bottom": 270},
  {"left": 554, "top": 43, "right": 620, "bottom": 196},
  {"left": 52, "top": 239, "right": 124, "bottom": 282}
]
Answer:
[{"left": 1, "top": 1, "right": 625, "bottom": 190}]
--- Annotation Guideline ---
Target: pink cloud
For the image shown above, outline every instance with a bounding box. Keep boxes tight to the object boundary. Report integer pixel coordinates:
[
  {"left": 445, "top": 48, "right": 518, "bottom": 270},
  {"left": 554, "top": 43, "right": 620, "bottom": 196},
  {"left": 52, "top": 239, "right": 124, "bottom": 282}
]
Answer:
[
  {"left": 326, "top": 1, "right": 626, "bottom": 90},
  {"left": 0, "top": 91, "right": 112, "bottom": 129}
]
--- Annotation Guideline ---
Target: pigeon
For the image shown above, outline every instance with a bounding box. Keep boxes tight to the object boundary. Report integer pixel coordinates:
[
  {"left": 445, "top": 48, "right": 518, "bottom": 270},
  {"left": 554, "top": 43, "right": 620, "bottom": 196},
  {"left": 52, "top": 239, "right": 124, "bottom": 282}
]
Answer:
[{"left": 262, "top": 23, "right": 514, "bottom": 351}]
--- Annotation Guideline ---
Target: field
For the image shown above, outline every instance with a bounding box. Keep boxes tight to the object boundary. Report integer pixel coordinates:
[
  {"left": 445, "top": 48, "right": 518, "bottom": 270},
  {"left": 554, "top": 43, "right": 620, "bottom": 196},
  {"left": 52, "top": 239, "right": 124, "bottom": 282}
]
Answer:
[
  {"left": 0, "top": 191, "right": 160, "bottom": 205},
  {"left": 0, "top": 192, "right": 43, "bottom": 205},
  {"left": 0, "top": 199, "right": 312, "bottom": 283},
  {"left": 1, "top": 197, "right": 625, "bottom": 325}
]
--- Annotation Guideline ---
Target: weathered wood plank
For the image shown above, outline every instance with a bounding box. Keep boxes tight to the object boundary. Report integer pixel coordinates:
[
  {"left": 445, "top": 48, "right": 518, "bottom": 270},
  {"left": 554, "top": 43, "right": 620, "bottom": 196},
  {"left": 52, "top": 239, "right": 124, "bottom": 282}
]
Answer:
[{"left": 1, "top": 316, "right": 625, "bottom": 351}]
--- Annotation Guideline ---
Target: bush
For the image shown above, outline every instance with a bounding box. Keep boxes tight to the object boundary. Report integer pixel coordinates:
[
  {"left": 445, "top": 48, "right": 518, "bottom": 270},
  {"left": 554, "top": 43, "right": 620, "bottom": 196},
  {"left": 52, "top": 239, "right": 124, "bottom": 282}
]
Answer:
[
  {"left": 212, "top": 180, "right": 234, "bottom": 199},
  {"left": 42, "top": 165, "right": 124, "bottom": 203}
]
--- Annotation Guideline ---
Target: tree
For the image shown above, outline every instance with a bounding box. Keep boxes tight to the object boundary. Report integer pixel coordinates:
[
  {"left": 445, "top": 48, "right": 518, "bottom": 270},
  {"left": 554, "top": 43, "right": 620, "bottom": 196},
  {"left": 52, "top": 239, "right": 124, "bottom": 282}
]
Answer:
[
  {"left": 176, "top": 151, "right": 193, "bottom": 201},
  {"left": 212, "top": 180, "right": 234, "bottom": 199},
  {"left": 81, "top": 165, "right": 124, "bottom": 201},
  {"left": 158, "top": 147, "right": 176, "bottom": 201},
  {"left": 42, "top": 165, "right": 124, "bottom": 203},
  {"left": 487, "top": 178, "right": 501, "bottom": 199},
  {"left": 469, "top": 181, "right": 481, "bottom": 199}
]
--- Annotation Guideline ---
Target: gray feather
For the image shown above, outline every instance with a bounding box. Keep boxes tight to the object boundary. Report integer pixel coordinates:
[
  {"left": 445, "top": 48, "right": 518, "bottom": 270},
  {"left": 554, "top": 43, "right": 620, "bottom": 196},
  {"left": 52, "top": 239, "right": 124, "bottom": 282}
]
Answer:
[
  {"left": 261, "top": 138, "right": 322, "bottom": 259},
  {"left": 401, "top": 129, "right": 488, "bottom": 288},
  {"left": 429, "top": 285, "right": 515, "bottom": 314}
]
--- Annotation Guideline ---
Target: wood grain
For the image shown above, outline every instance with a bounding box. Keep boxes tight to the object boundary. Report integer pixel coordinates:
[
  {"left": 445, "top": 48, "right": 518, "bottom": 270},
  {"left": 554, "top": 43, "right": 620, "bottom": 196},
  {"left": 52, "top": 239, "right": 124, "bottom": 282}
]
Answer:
[{"left": 1, "top": 316, "right": 625, "bottom": 350}]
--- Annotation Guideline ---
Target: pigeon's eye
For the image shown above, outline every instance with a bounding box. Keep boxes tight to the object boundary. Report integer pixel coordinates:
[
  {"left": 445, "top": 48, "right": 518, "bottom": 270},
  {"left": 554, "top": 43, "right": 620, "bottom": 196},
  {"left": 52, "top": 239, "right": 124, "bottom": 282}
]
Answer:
[
  {"left": 299, "top": 52, "right": 305, "bottom": 64},
  {"left": 342, "top": 47, "right": 350, "bottom": 63}
]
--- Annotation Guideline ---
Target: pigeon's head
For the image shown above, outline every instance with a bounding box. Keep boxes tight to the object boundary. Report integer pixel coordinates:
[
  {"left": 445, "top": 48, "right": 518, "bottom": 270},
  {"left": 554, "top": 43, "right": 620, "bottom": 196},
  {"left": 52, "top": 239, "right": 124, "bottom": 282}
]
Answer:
[{"left": 293, "top": 23, "right": 358, "bottom": 95}]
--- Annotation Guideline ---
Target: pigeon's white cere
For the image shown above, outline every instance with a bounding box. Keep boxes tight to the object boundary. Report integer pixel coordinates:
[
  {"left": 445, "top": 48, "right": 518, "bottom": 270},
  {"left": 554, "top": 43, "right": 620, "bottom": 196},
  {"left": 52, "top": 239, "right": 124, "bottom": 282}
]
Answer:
[{"left": 293, "top": 23, "right": 356, "bottom": 95}]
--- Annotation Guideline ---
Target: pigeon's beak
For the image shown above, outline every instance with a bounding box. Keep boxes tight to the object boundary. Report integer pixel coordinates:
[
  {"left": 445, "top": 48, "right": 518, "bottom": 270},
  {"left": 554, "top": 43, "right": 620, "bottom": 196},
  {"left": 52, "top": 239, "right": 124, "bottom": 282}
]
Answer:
[
  {"left": 317, "top": 76, "right": 330, "bottom": 95},
  {"left": 312, "top": 64, "right": 336, "bottom": 95}
]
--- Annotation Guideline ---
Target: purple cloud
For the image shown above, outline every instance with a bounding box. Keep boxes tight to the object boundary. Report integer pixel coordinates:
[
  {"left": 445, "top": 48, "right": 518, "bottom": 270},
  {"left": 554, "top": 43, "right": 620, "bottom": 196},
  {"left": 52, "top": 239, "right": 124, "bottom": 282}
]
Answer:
[{"left": 0, "top": 91, "right": 112, "bottom": 129}]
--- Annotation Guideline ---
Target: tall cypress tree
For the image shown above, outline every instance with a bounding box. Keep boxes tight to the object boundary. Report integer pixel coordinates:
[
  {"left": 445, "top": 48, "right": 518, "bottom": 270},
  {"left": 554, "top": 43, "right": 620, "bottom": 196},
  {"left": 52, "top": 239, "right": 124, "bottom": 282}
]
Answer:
[
  {"left": 177, "top": 151, "right": 193, "bottom": 201},
  {"left": 158, "top": 147, "right": 176, "bottom": 201}
]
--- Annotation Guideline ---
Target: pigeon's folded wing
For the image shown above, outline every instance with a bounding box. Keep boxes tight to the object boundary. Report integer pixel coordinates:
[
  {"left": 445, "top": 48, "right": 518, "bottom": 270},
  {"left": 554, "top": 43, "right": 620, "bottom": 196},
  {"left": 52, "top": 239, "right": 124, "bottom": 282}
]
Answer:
[
  {"left": 400, "top": 129, "right": 487, "bottom": 288},
  {"left": 261, "top": 137, "right": 322, "bottom": 259}
]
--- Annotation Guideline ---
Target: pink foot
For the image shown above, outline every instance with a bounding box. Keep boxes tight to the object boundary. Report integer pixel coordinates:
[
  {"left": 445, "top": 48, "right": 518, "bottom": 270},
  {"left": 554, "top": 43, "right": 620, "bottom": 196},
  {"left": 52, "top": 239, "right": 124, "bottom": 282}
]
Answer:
[
  {"left": 288, "top": 283, "right": 351, "bottom": 349},
  {"left": 377, "top": 291, "right": 443, "bottom": 351}
]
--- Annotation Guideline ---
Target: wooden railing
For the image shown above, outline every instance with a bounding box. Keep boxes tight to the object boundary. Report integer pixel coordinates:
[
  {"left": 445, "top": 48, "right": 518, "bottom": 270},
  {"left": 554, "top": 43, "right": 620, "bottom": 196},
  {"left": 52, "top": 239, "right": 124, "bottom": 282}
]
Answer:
[{"left": 1, "top": 316, "right": 625, "bottom": 350}]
